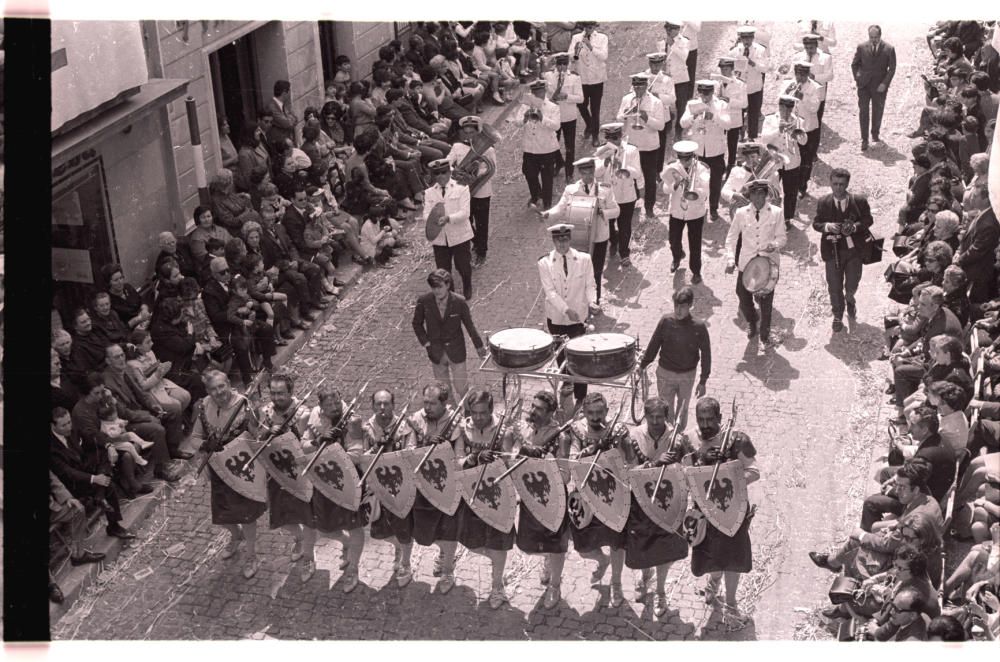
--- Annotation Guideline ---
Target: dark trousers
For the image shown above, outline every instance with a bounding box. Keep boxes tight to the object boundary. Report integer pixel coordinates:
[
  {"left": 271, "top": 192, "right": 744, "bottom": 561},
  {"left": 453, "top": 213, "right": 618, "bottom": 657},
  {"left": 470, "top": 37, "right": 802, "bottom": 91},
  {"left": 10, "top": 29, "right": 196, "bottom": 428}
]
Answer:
[
  {"left": 800, "top": 129, "right": 821, "bottom": 192},
  {"left": 858, "top": 87, "right": 887, "bottom": 141},
  {"left": 825, "top": 254, "right": 863, "bottom": 319},
  {"left": 639, "top": 149, "right": 659, "bottom": 213},
  {"left": 669, "top": 216, "right": 705, "bottom": 276},
  {"left": 296, "top": 259, "right": 327, "bottom": 307},
  {"left": 726, "top": 127, "right": 741, "bottom": 172},
  {"left": 470, "top": 196, "right": 491, "bottom": 257},
  {"left": 779, "top": 167, "right": 801, "bottom": 220},
  {"left": 860, "top": 493, "right": 904, "bottom": 532},
  {"left": 433, "top": 240, "right": 474, "bottom": 299},
  {"left": 745, "top": 90, "right": 763, "bottom": 139},
  {"left": 818, "top": 99, "right": 827, "bottom": 125},
  {"left": 656, "top": 124, "right": 671, "bottom": 173},
  {"left": 592, "top": 240, "right": 608, "bottom": 303},
  {"left": 674, "top": 82, "right": 693, "bottom": 139},
  {"left": 969, "top": 271, "right": 998, "bottom": 304},
  {"left": 554, "top": 119, "right": 577, "bottom": 177},
  {"left": 609, "top": 202, "right": 637, "bottom": 258},
  {"left": 231, "top": 324, "right": 275, "bottom": 384},
  {"left": 547, "top": 320, "right": 588, "bottom": 401},
  {"left": 698, "top": 153, "right": 726, "bottom": 216},
  {"left": 578, "top": 83, "right": 604, "bottom": 139},
  {"left": 277, "top": 269, "right": 310, "bottom": 312},
  {"left": 968, "top": 419, "right": 1000, "bottom": 458},
  {"left": 736, "top": 272, "right": 774, "bottom": 339},
  {"left": 686, "top": 49, "right": 698, "bottom": 86},
  {"left": 522, "top": 150, "right": 557, "bottom": 207},
  {"left": 893, "top": 361, "right": 925, "bottom": 404}
]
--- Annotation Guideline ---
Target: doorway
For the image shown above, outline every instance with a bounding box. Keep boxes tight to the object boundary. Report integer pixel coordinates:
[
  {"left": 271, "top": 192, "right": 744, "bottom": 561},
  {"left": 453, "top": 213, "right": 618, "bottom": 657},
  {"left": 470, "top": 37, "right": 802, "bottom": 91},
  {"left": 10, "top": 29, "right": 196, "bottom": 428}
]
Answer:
[{"left": 209, "top": 32, "right": 261, "bottom": 148}]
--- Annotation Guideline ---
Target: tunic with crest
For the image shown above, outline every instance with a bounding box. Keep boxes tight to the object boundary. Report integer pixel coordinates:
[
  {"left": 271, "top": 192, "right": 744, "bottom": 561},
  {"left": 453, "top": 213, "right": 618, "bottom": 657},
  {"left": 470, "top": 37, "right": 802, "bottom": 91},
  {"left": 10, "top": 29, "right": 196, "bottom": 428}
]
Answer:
[
  {"left": 512, "top": 419, "right": 570, "bottom": 554},
  {"left": 567, "top": 419, "right": 631, "bottom": 552},
  {"left": 407, "top": 407, "right": 464, "bottom": 545},
  {"left": 363, "top": 414, "right": 417, "bottom": 543},
  {"left": 258, "top": 398, "right": 314, "bottom": 529},
  {"left": 301, "top": 404, "right": 366, "bottom": 532},
  {"left": 454, "top": 414, "right": 516, "bottom": 551}
]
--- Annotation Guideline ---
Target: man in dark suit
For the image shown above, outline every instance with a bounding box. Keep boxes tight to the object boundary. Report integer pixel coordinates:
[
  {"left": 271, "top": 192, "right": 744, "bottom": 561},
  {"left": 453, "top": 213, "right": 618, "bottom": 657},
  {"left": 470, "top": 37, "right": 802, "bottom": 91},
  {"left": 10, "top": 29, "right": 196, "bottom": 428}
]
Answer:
[
  {"left": 851, "top": 25, "right": 896, "bottom": 151},
  {"left": 812, "top": 168, "right": 874, "bottom": 332},
  {"left": 258, "top": 204, "right": 331, "bottom": 319},
  {"left": 201, "top": 256, "right": 268, "bottom": 387},
  {"left": 412, "top": 269, "right": 488, "bottom": 403},
  {"left": 51, "top": 406, "right": 136, "bottom": 540},
  {"left": 265, "top": 80, "right": 297, "bottom": 147},
  {"left": 955, "top": 206, "right": 1000, "bottom": 304}
]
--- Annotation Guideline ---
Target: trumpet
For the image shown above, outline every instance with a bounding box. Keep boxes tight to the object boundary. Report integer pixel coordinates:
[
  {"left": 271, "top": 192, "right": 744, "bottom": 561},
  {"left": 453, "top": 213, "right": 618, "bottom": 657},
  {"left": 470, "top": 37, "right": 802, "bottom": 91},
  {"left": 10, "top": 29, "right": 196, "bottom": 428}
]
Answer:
[
  {"left": 682, "top": 161, "right": 699, "bottom": 201},
  {"left": 787, "top": 82, "right": 804, "bottom": 99},
  {"left": 625, "top": 99, "right": 645, "bottom": 131},
  {"left": 523, "top": 107, "right": 542, "bottom": 123}
]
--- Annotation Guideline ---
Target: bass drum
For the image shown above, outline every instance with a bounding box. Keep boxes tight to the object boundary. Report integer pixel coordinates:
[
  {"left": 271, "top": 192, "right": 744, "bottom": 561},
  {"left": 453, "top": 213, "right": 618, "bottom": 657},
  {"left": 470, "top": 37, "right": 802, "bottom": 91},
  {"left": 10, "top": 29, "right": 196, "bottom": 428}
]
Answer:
[
  {"left": 741, "top": 254, "right": 780, "bottom": 295},
  {"left": 566, "top": 199, "right": 597, "bottom": 254},
  {"left": 488, "top": 328, "right": 556, "bottom": 370},
  {"left": 564, "top": 333, "right": 637, "bottom": 379}
]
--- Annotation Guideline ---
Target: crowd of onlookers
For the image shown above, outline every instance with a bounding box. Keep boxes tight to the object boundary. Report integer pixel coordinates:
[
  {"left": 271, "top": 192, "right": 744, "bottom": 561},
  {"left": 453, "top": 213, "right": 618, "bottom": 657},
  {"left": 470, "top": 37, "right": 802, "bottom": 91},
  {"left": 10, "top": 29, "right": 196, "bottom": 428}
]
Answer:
[{"left": 807, "top": 20, "right": 999, "bottom": 642}]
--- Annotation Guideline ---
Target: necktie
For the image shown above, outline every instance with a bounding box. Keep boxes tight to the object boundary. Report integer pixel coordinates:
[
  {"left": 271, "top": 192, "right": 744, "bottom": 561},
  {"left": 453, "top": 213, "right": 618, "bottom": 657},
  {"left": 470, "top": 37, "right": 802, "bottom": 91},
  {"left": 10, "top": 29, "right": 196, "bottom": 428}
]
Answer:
[
  {"left": 755, "top": 210, "right": 760, "bottom": 222},
  {"left": 584, "top": 184, "right": 590, "bottom": 194},
  {"left": 440, "top": 184, "right": 446, "bottom": 196},
  {"left": 562, "top": 255, "right": 569, "bottom": 275}
]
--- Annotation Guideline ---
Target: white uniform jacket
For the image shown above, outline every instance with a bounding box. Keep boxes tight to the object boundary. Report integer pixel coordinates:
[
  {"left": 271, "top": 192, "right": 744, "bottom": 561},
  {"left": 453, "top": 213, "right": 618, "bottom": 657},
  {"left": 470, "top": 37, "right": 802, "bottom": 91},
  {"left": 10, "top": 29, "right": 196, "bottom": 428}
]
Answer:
[
  {"left": 679, "top": 97, "right": 731, "bottom": 158},
  {"left": 645, "top": 69, "right": 677, "bottom": 122},
  {"left": 446, "top": 142, "right": 497, "bottom": 199},
  {"left": 616, "top": 91, "right": 666, "bottom": 151},
  {"left": 760, "top": 112, "right": 808, "bottom": 170},
  {"left": 721, "top": 164, "right": 780, "bottom": 206},
  {"left": 714, "top": 75, "right": 748, "bottom": 129},
  {"left": 544, "top": 70, "right": 585, "bottom": 122},
  {"left": 725, "top": 203, "right": 787, "bottom": 271},
  {"left": 538, "top": 248, "right": 596, "bottom": 325},
  {"left": 568, "top": 31, "right": 609, "bottom": 84},
  {"left": 795, "top": 21, "right": 837, "bottom": 53},
  {"left": 681, "top": 22, "right": 702, "bottom": 51},
  {"left": 522, "top": 98, "right": 562, "bottom": 154},
  {"left": 422, "top": 179, "right": 474, "bottom": 247},
  {"left": 595, "top": 141, "right": 643, "bottom": 204},
  {"left": 545, "top": 180, "right": 619, "bottom": 243},
  {"left": 662, "top": 159, "right": 711, "bottom": 220},
  {"left": 729, "top": 42, "right": 771, "bottom": 94},
  {"left": 792, "top": 49, "right": 834, "bottom": 100},
  {"left": 656, "top": 36, "right": 691, "bottom": 85},
  {"left": 778, "top": 78, "right": 822, "bottom": 132}
]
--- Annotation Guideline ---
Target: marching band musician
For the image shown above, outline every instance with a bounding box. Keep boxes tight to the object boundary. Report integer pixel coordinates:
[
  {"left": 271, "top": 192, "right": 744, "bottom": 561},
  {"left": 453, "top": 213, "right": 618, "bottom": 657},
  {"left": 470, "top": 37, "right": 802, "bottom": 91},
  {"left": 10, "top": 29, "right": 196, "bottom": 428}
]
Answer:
[
  {"left": 622, "top": 397, "right": 694, "bottom": 616},
  {"left": 714, "top": 57, "right": 748, "bottom": 174},
  {"left": 644, "top": 52, "right": 677, "bottom": 175},
  {"left": 362, "top": 389, "right": 417, "bottom": 587},
  {"left": 511, "top": 391, "right": 571, "bottom": 609},
  {"left": 447, "top": 116, "right": 497, "bottom": 267},
  {"left": 617, "top": 73, "right": 666, "bottom": 220},
  {"left": 661, "top": 140, "right": 711, "bottom": 284},
  {"left": 301, "top": 383, "right": 368, "bottom": 593},
  {"left": 794, "top": 34, "right": 835, "bottom": 126},
  {"left": 691, "top": 396, "right": 761, "bottom": 625},
  {"left": 423, "top": 159, "right": 475, "bottom": 300},
  {"left": 408, "top": 382, "right": 465, "bottom": 594},
  {"left": 257, "top": 372, "right": 316, "bottom": 583},
  {"left": 569, "top": 392, "right": 632, "bottom": 608},
  {"left": 796, "top": 20, "right": 838, "bottom": 54},
  {"left": 544, "top": 53, "right": 584, "bottom": 181},
  {"left": 729, "top": 26, "right": 771, "bottom": 140},
  {"left": 680, "top": 22, "right": 702, "bottom": 87},
  {"left": 537, "top": 224, "right": 596, "bottom": 410},
  {"left": 779, "top": 62, "right": 822, "bottom": 199},
  {"left": 455, "top": 390, "right": 517, "bottom": 609},
  {"left": 541, "top": 158, "right": 619, "bottom": 307},
  {"left": 521, "top": 79, "right": 562, "bottom": 210},
  {"left": 595, "top": 123, "right": 642, "bottom": 268},
  {"left": 568, "top": 22, "right": 609, "bottom": 147},
  {"left": 725, "top": 180, "right": 787, "bottom": 346},
  {"left": 193, "top": 369, "right": 267, "bottom": 580},
  {"left": 657, "top": 22, "right": 692, "bottom": 142},
  {"left": 761, "top": 95, "right": 809, "bottom": 226},
  {"left": 679, "top": 80, "right": 730, "bottom": 222},
  {"left": 720, "top": 142, "right": 782, "bottom": 220}
]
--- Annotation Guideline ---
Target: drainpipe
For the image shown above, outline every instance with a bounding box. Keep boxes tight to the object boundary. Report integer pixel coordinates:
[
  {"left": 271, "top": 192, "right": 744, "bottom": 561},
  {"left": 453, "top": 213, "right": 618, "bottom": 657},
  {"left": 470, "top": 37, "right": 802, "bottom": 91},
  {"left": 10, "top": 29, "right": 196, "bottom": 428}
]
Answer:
[{"left": 185, "top": 97, "right": 211, "bottom": 207}]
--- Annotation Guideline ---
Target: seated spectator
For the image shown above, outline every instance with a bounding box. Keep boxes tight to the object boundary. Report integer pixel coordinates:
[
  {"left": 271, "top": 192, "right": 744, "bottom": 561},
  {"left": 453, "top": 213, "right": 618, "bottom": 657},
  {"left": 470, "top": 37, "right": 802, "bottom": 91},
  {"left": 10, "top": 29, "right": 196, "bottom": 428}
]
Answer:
[
  {"left": 391, "top": 84, "right": 449, "bottom": 142},
  {"left": 308, "top": 185, "right": 366, "bottom": 266},
  {"left": 226, "top": 274, "right": 276, "bottom": 370},
  {"left": 282, "top": 187, "right": 339, "bottom": 289},
  {"left": 242, "top": 253, "right": 294, "bottom": 346},
  {"left": 430, "top": 53, "right": 484, "bottom": 112},
  {"left": 950, "top": 464, "right": 1000, "bottom": 543},
  {"left": 189, "top": 206, "right": 233, "bottom": 264},
  {"left": 370, "top": 68, "right": 392, "bottom": 108},
  {"left": 102, "top": 263, "right": 151, "bottom": 331},
  {"left": 942, "top": 265, "right": 970, "bottom": 326},
  {"left": 225, "top": 237, "right": 248, "bottom": 273},
  {"left": 953, "top": 205, "right": 1000, "bottom": 305},
  {"left": 900, "top": 334, "right": 974, "bottom": 417},
  {"left": 926, "top": 380, "right": 971, "bottom": 454},
  {"left": 419, "top": 65, "right": 471, "bottom": 126},
  {"left": 256, "top": 203, "right": 332, "bottom": 320},
  {"left": 98, "top": 401, "right": 153, "bottom": 470},
  {"left": 348, "top": 81, "right": 378, "bottom": 138},
  {"left": 864, "top": 585, "right": 936, "bottom": 641},
  {"left": 358, "top": 201, "right": 400, "bottom": 266},
  {"left": 197, "top": 238, "right": 227, "bottom": 286},
  {"left": 926, "top": 615, "right": 967, "bottom": 641},
  {"left": 873, "top": 407, "right": 956, "bottom": 515},
  {"left": 69, "top": 308, "right": 110, "bottom": 387},
  {"left": 154, "top": 295, "right": 223, "bottom": 394},
  {"left": 384, "top": 90, "right": 451, "bottom": 163},
  {"left": 90, "top": 291, "right": 131, "bottom": 346},
  {"left": 126, "top": 328, "right": 192, "bottom": 418},
  {"left": 154, "top": 258, "right": 184, "bottom": 303},
  {"left": 52, "top": 328, "right": 82, "bottom": 389},
  {"left": 51, "top": 348, "right": 79, "bottom": 411},
  {"left": 242, "top": 222, "right": 302, "bottom": 328},
  {"left": 405, "top": 34, "right": 428, "bottom": 71},
  {"left": 155, "top": 231, "right": 199, "bottom": 281},
  {"left": 235, "top": 124, "right": 271, "bottom": 194},
  {"left": 50, "top": 470, "right": 106, "bottom": 571},
  {"left": 941, "top": 522, "right": 999, "bottom": 601},
  {"left": 210, "top": 169, "right": 262, "bottom": 234},
  {"left": 374, "top": 106, "right": 427, "bottom": 199},
  {"left": 301, "top": 123, "right": 332, "bottom": 183},
  {"left": 319, "top": 101, "right": 348, "bottom": 150}
]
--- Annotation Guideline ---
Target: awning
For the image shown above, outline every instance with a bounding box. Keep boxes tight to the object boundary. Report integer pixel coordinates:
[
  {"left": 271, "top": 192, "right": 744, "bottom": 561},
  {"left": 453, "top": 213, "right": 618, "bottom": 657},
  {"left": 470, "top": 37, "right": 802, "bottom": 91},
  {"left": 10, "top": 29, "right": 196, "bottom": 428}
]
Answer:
[{"left": 52, "top": 78, "right": 189, "bottom": 164}]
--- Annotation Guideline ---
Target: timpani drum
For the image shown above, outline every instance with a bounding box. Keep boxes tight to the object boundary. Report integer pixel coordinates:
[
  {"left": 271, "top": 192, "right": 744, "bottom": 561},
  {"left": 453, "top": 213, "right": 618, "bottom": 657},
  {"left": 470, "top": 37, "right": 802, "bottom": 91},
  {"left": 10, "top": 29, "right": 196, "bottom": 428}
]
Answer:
[
  {"left": 488, "top": 328, "right": 557, "bottom": 370},
  {"left": 741, "top": 255, "right": 780, "bottom": 295},
  {"left": 564, "top": 333, "right": 637, "bottom": 379},
  {"left": 566, "top": 199, "right": 598, "bottom": 254}
]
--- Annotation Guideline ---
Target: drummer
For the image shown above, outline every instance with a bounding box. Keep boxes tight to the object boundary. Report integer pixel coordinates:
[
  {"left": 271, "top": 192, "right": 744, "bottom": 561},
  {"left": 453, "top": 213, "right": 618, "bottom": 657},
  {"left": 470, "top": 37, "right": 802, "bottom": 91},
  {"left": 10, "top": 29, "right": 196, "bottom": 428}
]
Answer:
[
  {"left": 724, "top": 179, "right": 786, "bottom": 346},
  {"left": 540, "top": 157, "right": 619, "bottom": 307},
  {"left": 537, "top": 223, "right": 597, "bottom": 413}
]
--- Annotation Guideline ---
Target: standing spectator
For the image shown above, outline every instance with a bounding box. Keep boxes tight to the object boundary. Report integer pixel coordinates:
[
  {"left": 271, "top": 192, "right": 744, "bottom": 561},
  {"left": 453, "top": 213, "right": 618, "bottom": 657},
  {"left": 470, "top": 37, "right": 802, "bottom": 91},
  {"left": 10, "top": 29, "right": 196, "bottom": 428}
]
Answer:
[
  {"left": 568, "top": 22, "right": 609, "bottom": 146},
  {"left": 219, "top": 117, "right": 238, "bottom": 170},
  {"left": 265, "top": 80, "right": 298, "bottom": 146},
  {"left": 332, "top": 55, "right": 353, "bottom": 85},
  {"left": 851, "top": 26, "right": 897, "bottom": 151},
  {"left": 235, "top": 125, "right": 271, "bottom": 193}
]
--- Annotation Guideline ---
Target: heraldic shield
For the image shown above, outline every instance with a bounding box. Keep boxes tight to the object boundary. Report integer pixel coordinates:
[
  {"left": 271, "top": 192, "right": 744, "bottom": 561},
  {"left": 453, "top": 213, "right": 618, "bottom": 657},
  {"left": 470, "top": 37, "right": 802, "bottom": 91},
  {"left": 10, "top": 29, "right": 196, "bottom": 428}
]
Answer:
[
  {"left": 512, "top": 457, "right": 566, "bottom": 533},
  {"left": 359, "top": 448, "right": 418, "bottom": 519},
  {"left": 457, "top": 462, "right": 516, "bottom": 533},
  {"left": 404, "top": 442, "right": 461, "bottom": 515},
  {"left": 208, "top": 434, "right": 267, "bottom": 503},
  {"left": 569, "top": 447, "right": 630, "bottom": 532},
  {"left": 307, "top": 443, "right": 361, "bottom": 511},
  {"left": 253, "top": 432, "right": 313, "bottom": 503},
  {"left": 628, "top": 465, "right": 688, "bottom": 532},
  {"left": 684, "top": 460, "right": 748, "bottom": 537}
]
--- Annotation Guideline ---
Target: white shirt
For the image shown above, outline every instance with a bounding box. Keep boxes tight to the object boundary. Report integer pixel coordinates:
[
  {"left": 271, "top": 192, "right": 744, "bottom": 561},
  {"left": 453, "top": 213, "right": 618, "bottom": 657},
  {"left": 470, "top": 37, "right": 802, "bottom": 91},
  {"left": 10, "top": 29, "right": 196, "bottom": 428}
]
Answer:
[
  {"left": 722, "top": 164, "right": 780, "bottom": 206},
  {"left": 679, "top": 97, "right": 730, "bottom": 157},
  {"left": 656, "top": 36, "right": 691, "bottom": 85},
  {"left": 538, "top": 248, "right": 595, "bottom": 324},
  {"left": 522, "top": 98, "right": 562, "bottom": 154},
  {"left": 726, "top": 203, "right": 787, "bottom": 271},
  {"left": 661, "top": 159, "right": 711, "bottom": 220},
  {"left": 792, "top": 49, "right": 834, "bottom": 100},
  {"left": 681, "top": 22, "right": 701, "bottom": 51},
  {"left": 568, "top": 31, "right": 609, "bottom": 84},
  {"left": 938, "top": 410, "right": 970, "bottom": 455},
  {"left": 645, "top": 69, "right": 676, "bottom": 122},
  {"left": 761, "top": 112, "right": 808, "bottom": 169},
  {"left": 795, "top": 21, "right": 837, "bottom": 53},
  {"left": 714, "top": 75, "right": 747, "bottom": 129},
  {"left": 778, "top": 78, "right": 822, "bottom": 131},
  {"left": 595, "top": 141, "right": 643, "bottom": 204},
  {"left": 544, "top": 70, "right": 584, "bottom": 122},
  {"left": 544, "top": 180, "right": 619, "bottom": 243},
  {"left": 616, "top": 91, "right": 666, "bottom": 151},
  {"left": 446, "top": 142, "right": 496, "bottom": 199},
  {"left": 421, "top": 179, "right": 474, "bottom": 247},
  {"left": 729, "top": 42, "right": 771, "bottom": 94}
]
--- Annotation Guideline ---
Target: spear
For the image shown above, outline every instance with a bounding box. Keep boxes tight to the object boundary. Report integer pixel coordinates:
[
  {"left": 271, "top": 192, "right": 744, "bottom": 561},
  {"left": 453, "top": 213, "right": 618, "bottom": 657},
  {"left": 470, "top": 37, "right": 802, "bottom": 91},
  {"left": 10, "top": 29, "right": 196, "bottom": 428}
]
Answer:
[
  {"left": 241, "top": 377, "right": 328, "bottom": 471},
  {"left": 195, "top": 369, "right": 267, "bottom": 476},
  {"left": 493, "top": 405, "right": 583, "bottom": 484},
  {"left": 298, "top": 378, "right": 371, "bottom": 478},
  {"left": 581, "top": 397, "right": 627, "bottom": 486},
  {"left": 651, "top": 409, "right": 683, "bottom": 506},
  {"left": 357, "top": 393, "right": 416, "bottom": 487},
  {"left": 707, "top": 398, "right": 739, "bottom": 496},
  {"left": 413, "top": 389, "right": 473, "bottom": 475},
  {"left": 471, "top": 398, "right": 522, "bottom": 500}
]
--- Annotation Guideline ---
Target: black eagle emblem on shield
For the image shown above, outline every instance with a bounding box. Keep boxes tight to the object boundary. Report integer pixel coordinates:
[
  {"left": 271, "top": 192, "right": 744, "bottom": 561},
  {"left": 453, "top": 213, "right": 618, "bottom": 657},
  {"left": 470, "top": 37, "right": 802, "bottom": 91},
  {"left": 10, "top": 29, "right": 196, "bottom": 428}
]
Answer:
[
  {"left": 644, "top": 479, "right": 673, "bottom": 510},
  {"left": 375, "top": 465, "right": 404, "bottom": 497},
  {"left": 225, "top": 451, "right": 255, "bottom": 482},
  {"left": 420, "top": 458, "right": 449, "bottom": 491},
  {"left": 703, "top": 477, "right": 735, "bottom": 512},
  {"left": 586, "top": 467, "right": 617, "bottom": 504},
  {"left": 315, "top": 460, "right": 345, "bottom": 490},
  {"left": 475, "top": 478, "right": 502, "bottom": 509},
  {"left": 521, "top": 471, "right": 551, "bottom": 506},
  {"left": 269, "top": 448, "right": 298, "bottom": 481}
]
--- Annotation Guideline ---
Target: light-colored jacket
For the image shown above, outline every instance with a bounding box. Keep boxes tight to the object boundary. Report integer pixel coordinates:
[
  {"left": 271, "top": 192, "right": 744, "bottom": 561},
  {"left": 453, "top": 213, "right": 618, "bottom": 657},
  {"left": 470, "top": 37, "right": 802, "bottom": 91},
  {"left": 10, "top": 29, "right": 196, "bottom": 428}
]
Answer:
[
  {"left": 422, "top": 179, "right": 473, "bottom": 247},
  {"left": 568, "top": 31, "right": 609, "bottom": 84},
  {"left": 726, "top": 202, "right": 787, "bottom": 271},
  {"left": 617, "top": 91, "right": 666, "bottom": 152},
  {"left": 538, "top": 248, "right": 595, "bottom": 325},
  {"left": 679, "top": 97, "right": 731, "bottom": 157},
  {"left": 544, "top": 70, "right": 584, "bottom": 122}
]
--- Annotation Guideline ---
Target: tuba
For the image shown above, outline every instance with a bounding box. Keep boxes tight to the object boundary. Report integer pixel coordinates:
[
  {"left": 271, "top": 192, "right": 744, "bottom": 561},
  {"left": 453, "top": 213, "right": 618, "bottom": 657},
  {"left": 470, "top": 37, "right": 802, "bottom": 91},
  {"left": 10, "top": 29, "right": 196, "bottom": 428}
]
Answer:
[{"left": 451, "top": 123, "right": 501, "bottom": 196}]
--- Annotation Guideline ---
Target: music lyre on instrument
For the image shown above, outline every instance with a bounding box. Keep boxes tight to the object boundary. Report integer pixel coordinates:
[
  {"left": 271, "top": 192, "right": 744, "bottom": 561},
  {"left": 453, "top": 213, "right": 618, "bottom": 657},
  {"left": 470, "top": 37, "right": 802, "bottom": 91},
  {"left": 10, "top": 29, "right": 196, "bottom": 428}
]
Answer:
[
  {"left": 357, "top": 393, "right": 416, "bottom": 487},
  {"left": 413, "top": 388, "right": 473, "bottom": 474},
  {"left": 706, "top": 399, "right": 739, "bottom": 495},
  {"left": 298, "top": 379, "right": 371, "bottom": 478},
  {"left": 581, "top": 397, "right": 627, "bottom": 486}
]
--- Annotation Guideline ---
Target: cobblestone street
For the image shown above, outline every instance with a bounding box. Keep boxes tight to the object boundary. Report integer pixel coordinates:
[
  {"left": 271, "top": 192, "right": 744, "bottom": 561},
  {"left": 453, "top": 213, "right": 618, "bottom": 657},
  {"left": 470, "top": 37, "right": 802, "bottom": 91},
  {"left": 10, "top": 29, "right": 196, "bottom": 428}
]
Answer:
[{"left": 54, "top": 21, "right": 931, "bottom": 640}]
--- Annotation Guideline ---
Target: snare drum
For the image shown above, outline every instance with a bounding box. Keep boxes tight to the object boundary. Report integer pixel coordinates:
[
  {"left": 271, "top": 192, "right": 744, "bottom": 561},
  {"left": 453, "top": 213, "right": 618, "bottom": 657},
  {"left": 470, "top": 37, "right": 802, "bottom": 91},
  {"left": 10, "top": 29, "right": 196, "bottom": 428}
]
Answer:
[
  {"left": 564, "top": 333, "right": 637, "bottom": 379},
  {"left": 741, "top": 254, "right": 780, "bottom": 295},
  {"left": 566, "top": 199, "right": 597, "bottom": 254},
  {"left": 488, "top": 328, "right": 556, "bottom": 370}
]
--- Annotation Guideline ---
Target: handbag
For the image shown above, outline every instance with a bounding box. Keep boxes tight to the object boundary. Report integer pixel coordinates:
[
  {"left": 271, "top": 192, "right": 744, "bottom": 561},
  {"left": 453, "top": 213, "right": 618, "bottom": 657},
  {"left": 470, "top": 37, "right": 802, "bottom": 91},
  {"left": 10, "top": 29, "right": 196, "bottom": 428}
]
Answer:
[
  {"left": 828, "top": 575, "right": 861, "bottom": 605},
  {"left": 860, "top": 229, "right": 885, "bottom": 265}
]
